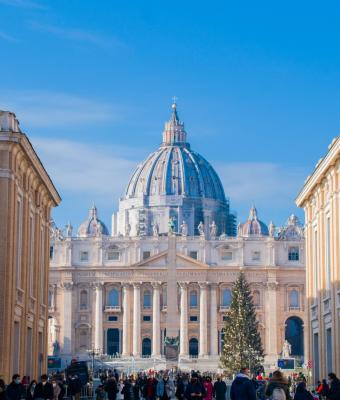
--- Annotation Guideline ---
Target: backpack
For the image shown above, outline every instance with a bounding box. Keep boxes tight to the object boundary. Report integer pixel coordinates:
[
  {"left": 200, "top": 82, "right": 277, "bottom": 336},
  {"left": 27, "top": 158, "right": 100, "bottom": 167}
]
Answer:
[{"left": 271, "top": 387, "right": 286, "bottom": 400}]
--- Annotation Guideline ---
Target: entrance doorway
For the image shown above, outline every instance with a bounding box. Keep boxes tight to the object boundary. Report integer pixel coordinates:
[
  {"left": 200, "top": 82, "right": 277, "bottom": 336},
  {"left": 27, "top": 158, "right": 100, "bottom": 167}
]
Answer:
[{"left": 107, "top": 329, "right": 120, "bottom": 355}]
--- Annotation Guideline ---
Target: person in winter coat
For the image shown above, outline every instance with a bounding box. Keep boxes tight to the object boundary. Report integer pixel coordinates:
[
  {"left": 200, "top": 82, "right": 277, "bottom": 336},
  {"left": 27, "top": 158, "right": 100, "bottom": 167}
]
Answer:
[
  {"left": 51, "top": 379, "right": 61, "bottom": 400},
  {"left": 67, "top": 375, "right": 82, "bottom": 400},
  {"left": 265, "top": 370, "right": 291, "bottom": 400},
  {"left": 175, "top": 377, "right": 185, "bottom": 400},
  {"left": 230, "top": 368, "right": 256, "bottom": 400},
  {"left": 121, "top": 378, "right": 139, "bottom": 400},
  {"left": 0, "top": 379, "right": 7, "bottom": 400},
  {"left": 184, "top": 375, "right": 206, "bottom": 400},
  {"left": 105, "top": 377, "right": 118, "bottom": 400},
  {"left": 157, "top": 376, "right": 175, "bottom": 400},
  {"left": 326, "top": 374, "right": 340, "bottom": 400},
  {"left": 294, "top": 382, "right": 314, "bottom": 400},
  {"left": 213, "top": 376, "right": 227, "bottom": 400},
  {"left": 6, "top": 375, "right": 25, "bottom": 400},
  {"left": 33, "top": 375, "right": 54, "bottom": 400},
  {"left": 203, "top": 378, "right": 213, "bottom": 400},
  {"left": 27, "top": 381, "right": 37, "bottom": 400}
]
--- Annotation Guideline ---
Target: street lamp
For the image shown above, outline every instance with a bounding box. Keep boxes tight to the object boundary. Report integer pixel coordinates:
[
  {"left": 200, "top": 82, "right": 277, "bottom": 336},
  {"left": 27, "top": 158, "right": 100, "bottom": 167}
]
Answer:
[{"left": 87, "top": 345, "right": 101, "bottom": 375}]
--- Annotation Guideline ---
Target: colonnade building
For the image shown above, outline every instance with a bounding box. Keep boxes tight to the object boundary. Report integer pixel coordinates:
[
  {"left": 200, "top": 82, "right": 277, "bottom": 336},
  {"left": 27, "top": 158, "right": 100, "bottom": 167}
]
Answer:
[
  {"left": 296, "top": 136, "right": 340, "bottom": 381},
  {"left": 49, "top": 103, "right": 306, "bottom": 371}
]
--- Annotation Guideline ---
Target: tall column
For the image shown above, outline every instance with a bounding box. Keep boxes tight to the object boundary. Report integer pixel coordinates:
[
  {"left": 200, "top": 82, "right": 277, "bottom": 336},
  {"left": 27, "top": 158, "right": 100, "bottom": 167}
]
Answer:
[
  {"left": 62, "top": 282, "right": 73, "bottom": 355},
  {"left": 199, "top": 282, "right": 208, "bottom": 357},
  {"left": 179, "top": 282, "right": 189, "bottom": 357},
  {"left": 152, "top": 282, "right": 161, "bottom": 357},
  {"left": 210, "top": 283, "right": 218, "bottom": 357},
  {"left": 132, "top": 283, "right": 141, "bottom": 357},
  {"left": 122, "top": 284, "right": 131, "bottom": 357},
  {"left": 265, "top": 281, "right": 278, "bottom": 365},
  {"left": 94, "top": 283, "right": 103, "bottom": 352}
]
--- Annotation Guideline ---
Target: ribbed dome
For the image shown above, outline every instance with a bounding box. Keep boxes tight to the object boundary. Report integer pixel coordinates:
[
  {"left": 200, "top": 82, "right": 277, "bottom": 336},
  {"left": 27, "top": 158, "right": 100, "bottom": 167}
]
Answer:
[
  {"left": 124, "top": 103, "right": 226, "bottom": 202},
  {"left": 125, "top": 145, "right": 226, "bottom": 201},
  {"left": 242, "top": 206, "right": 269, "bottom": 237},
  {"left": 78, "top": 205, "right": 109, "bottom": 237}
]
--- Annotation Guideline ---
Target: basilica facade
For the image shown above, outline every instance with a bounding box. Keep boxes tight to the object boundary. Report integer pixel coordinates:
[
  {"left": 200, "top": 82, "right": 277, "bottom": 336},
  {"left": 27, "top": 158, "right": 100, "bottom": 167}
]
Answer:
[{"left": 48, "top": 103, "right": 306, "bottom": 371}]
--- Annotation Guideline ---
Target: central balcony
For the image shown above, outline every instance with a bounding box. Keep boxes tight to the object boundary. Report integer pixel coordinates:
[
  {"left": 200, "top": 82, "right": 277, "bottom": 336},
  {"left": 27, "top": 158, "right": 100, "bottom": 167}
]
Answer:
[{"left": 104, "top": 306, "right": 121, "bottom": 313}]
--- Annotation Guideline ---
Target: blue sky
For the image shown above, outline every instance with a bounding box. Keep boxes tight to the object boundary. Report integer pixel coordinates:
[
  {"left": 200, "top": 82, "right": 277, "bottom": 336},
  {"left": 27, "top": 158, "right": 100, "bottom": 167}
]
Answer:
[{"left": 0, "top": 0, "right": 338, "bottom": 232}]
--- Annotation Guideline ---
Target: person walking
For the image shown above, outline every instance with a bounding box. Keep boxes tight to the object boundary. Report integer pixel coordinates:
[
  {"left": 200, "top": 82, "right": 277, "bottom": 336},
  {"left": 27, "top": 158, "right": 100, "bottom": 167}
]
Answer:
[
  {"left": 213, "top": 376, "right": 227, "bottom": 400},
  {"left": 184, "top": 374, "right": 206, "bottom": 400},
  {"left": 33, "top": 375, "right": 54, "bottom": 400},
  {"left": 51, "top": 379, "right": 61, "bottom": 400},
  {"left": 294, "top": 382, "right": 314, "bottom": 400},
  {"left": 67, "top": 375, "right": 82, "bottom": 400},
  {"left": 27, "top": 381, "right": 37, "bottom": 400},
  {"left": 105, "top": 376, "right": 118, "bottom": 400},
  {"left": 265, "top": 370, "right": 291, "bottom": 400},
  {"left": 326, "top": 373, "right": 340, "bottom": 400},
  {"left": 0, "top": 379, "right": 7, "bottom": 400},
  {"left": 203, "top": 377, "right": 213, "bottom": 400},
  {"left": 230, "top": 368, "right": 256, "bottom": 400},
  {"left": 6, "top": 375, "right": 25, "bottom": 400}
]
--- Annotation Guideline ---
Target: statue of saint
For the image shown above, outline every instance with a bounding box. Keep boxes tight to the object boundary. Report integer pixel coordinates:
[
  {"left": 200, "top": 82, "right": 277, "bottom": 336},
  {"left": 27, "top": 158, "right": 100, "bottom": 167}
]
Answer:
[
  {"left": 210, "top": 220, "right": 217, "bottom": 238},
  {"left": 282, "top": 339, "right": 292, "bottom": 358},
  {"left": 198, "top": 221, "right": 205, "bottom": 237},
  {"left": 95, "top": 223, "right": 102, "bottom": 237},
  {"left": 168, "top": 217, "right": 176, "bottom": 235},
  {"left": 269, "top": 221, "right": 275, "bottom": 237},
  {"left": 52, "top": 340, "right": 60, "bottom": 356},
  {"left": 152, "top": 222, "right": 159, "bottom": 237},
  {"left": 125, "top": 223, "right": 131, "bottom": 237},
  {"left": 237, "top": 222, "right": 243, "bottom": 237},
  {"left": 135, "top": 223, "right": 140, "bottom": 237},
  {"left": 65, "top": 222, "right": 73, "bottom": 238},
  {"left": 180, "top": 220, "right": 188, "bottom": 237}
]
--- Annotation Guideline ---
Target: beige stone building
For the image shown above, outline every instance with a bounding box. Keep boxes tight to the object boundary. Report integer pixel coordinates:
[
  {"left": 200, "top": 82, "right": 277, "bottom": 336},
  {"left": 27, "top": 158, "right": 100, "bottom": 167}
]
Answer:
[
  {"left": 296, "top": 136, "right": 340, "bottom": 381},
  {"left": 0, "top": 111, "right": 60, "bottom": 382},
  {"left": 49, "top": 103, "right": 307, "bottom": 372}
]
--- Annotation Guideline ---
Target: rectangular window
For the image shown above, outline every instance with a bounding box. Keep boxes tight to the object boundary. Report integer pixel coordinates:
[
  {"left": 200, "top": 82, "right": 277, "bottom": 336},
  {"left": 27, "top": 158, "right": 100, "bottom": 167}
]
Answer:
[
  {"left": 80, "top": 251, "right": 89, "bottom": 262},
  {"left": 143, "top": 251, "right": 151, "bottom": 260},
  {"left": 49, "top": 246, "right": 54, "bottom": 260},
  {"left": 288, "top": 246, "right": 299, "bottom": 261},
  {"left": 28, "top": 215, "right": 35, "bottom": 296},
  {"left": 107, "top": 251, "right": 120, "bottom": 261},
  {"left": 26, "top": 327, "right": 33, "bottom": 377},
  {"left": 313, "top": 230, "right": 318, "bottom": 297},
  {"left": 15, "top": 198, "right": 23, "bottom": 288},
  {"left": 143, "top": 315, "right": 151, "bottom": 322},
  {"left": 252, "top": 251, "right": 261, "bottom": 261},
  {"left": 189, "top": 251, "right": 198, "bottom": 260},
  {"left": 326, "top": 328, "right": 332, "bottom": 373},
  {"left": 313, "top": 333, "right": 320, "bottom": 383},
  {"left": 108, "top": 316, "right": 118, "bottom": 322},
  {"left": 221, "top": 251, "right": 233, "bottom": 261},
  {"left": 40, "top": 229, "right": 45, "bottom": 299},
  {"left": 189, "top": 315, "right": 198, "bottom": 322},
  {"left": 12, "top": 322, "right": 20, "bottom": 374},
  {"left": 325, "top": 217, "right": 331, "bottom": 292}
]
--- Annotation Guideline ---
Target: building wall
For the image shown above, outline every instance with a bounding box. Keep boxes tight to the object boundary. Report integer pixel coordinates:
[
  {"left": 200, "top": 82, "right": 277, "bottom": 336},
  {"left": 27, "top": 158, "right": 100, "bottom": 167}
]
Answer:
[
  {"left": 296, "top": 136, "right": 340, "bottom": 381},
  {"left": 0, "top": 111, "right": 60, "bottom": 382},
  {"left": 49, "top": 229, "right": 306, "bottom": 371}
]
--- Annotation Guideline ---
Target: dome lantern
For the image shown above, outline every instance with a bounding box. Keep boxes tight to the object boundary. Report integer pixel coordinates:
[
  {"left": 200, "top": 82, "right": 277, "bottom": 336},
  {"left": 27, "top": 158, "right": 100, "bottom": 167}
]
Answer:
[{"left": 162, "top": 100, "right": 187, "bottom": 146}]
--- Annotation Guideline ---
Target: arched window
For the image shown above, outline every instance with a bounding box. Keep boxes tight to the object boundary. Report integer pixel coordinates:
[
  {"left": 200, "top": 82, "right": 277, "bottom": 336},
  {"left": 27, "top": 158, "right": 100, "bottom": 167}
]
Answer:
[
  {"left": 222, "top": 288, "right": 232, "bottom": 307},
  {"left": 143, "top": 290, "right": 151, "bottom": 308},
  {"left": 80, "top": 290, "right": 88, "bottom": 310},
  {"left": 285, "top": 316, "right": 304, "bottom": 356},
  {"left": 142, "top": 338, "right": 152, "bottom": 357},
  {"left": 190, "top": 290, "right": 198, "bottom": 308},
  {"left": 79, "top": 328, "right": 88, "bottom": 350},
  {"left": 108, "top": 288, "right": 119, "bottom": 307},
  {"left": 48, "top": 290, "right": 53, "bottom": 308},
  {"left": 189, "top": 338, "right": 198, "bottom": 357},
  {"left": 253, "top": 290, "right": 260, "bottom": 307},
  {"left": 289, "top": 289, "right": 299, "bottom": 308}
]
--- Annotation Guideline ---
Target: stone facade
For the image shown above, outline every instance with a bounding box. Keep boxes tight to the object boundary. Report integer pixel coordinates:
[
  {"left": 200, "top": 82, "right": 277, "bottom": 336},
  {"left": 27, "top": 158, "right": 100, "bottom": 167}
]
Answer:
[
  {"left": 296, "top": 136, "right": 340, "bottom": 381},
  {"left": 49, "top": 209, "right": 306, "bottom": 371},
  {"left": 0, "top": 111, "right": 60, "bottom": 381}
]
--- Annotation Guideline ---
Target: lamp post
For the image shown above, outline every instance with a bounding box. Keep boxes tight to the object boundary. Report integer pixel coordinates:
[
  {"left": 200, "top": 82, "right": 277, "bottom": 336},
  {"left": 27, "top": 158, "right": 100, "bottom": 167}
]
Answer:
[{"left": 87, "top": 345, "right": 101, "bottom": 375}]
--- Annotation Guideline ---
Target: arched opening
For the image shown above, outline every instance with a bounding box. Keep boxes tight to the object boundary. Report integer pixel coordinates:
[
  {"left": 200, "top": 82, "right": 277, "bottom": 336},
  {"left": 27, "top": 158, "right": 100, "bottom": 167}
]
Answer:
[
  {"left": 189, "top": 338, "right": 198, "bottom": 357},
  {"left": 77, "top": 326, "right": 89, "bottom": 352},
  {"left": 253, "top": 290, "right": 260, "bottom": 307},
  {"left": 142, "top": 338, "right": 151, "bottom": 357},
  {"left": 143, "top": 290, "right": 151, "bottom": 309},
  {"left": 285, "top": 316, "right": 304, "bottom": 356},
  {"left": 222, "top": 288, "right": 232, "bottom": 307},
  {"left": 108, "top": 288, "right": 119, "bottom": 307},
  {"left": 190, "top": 290, "right": 198, "bottom": 308},
  {"left": 107, "top": 328, "right": 120, "bottom": 355},
  {"left": 80, "top": 290, "right": 88, "bottom": 309}
]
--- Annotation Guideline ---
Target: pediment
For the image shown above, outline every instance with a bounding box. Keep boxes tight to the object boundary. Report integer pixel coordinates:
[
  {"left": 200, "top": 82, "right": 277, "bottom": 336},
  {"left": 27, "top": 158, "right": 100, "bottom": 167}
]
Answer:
[{"left": 132, "top": 251, "right": 209, "bottom": 270}]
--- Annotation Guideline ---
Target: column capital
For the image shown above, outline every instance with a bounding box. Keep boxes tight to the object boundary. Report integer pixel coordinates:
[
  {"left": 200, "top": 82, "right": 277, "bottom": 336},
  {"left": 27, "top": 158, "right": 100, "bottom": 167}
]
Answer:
[
  {"left": 61, "top": 282, "right": 74, "bottom": 291},
  {"left": 266, "top": 281, "right": 278, "bottom": 291},
  {"left": 122, "top": 282, "right": 131, "bottom": 289},
  {"left": 198, "top": 282, "right": 208, "bottom": 289},
  {"left": 151, "top": 281, "right": 162, "bottom": 289},
  {"left": 91, "top": 282, "right": 104, "bottom": 290},
  {"left": 133, "top": 282, "right": 142, "bottom": 289},
  {"left": 210, "top": 282, "right": 218, "bottom": 289},
  {"left": 178, "top": 281, "right": 189, "bottom": 289}
]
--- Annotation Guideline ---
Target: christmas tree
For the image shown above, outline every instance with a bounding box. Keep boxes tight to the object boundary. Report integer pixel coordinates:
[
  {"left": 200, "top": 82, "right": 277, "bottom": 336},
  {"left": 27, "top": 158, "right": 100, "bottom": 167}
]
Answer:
[{"left": 220, "top": 271, "right": 264, "bottom": 375}]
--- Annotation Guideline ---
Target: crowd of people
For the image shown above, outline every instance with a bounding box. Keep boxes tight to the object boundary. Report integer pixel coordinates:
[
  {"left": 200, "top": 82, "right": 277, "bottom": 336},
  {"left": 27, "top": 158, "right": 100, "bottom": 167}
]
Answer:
[{"left": 0, "top": 368, "right": 339, "bottom": 400}]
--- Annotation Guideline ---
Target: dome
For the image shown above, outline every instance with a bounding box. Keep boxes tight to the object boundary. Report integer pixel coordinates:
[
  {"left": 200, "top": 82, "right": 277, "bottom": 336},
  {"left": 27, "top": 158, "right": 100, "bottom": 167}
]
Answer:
[
  {"left": 78, "top": 205, "right": 109, "bottom": 237},
  {"left": 125, "top": 145, "right": 226, "bottom": 202},
  {"left": 114, "top": 101, "right": 235, "bottom": 237},
  {"left": 241, "top": 206, "right": 269, "bottom": 237}
]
